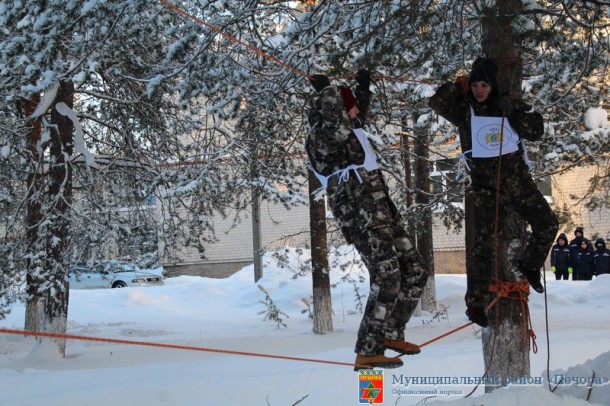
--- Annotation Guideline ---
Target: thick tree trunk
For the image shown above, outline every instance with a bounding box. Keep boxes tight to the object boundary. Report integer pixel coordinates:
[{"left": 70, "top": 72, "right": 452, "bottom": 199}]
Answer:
[
  {"left": 308, "top": 171, "right": 333, "bottom": 334},
  {"left": 401, "top": 118, "right": 426, "bottom": 317},
  {"left": 413, "top": 116, "right": 436, "bottom": 311},
  {"left": 24, "top": 94, "right": 44, "bottom": 333},
  {"left": 480, "top": 1, "right": 530, "bottom": 392},
  {"left": 24, "top": 81, "right": 74, "bottom": 357},
  {"left": 482, "top": 215, "right": 530, "bottom": 392}
]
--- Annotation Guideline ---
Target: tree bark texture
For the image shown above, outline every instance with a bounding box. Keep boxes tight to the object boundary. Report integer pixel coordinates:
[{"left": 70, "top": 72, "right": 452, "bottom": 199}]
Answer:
[
  {"left": 480, "top": 1, "right": 531, "bottom": 392},
  {"left": 24, "top": 94, "right": 43, "bottom": 243},
  {"left": 24, "top": 81, "right": 75, "bottom": 356},
  {"left": 481, "top": 2, "right": 524, "bottom": 98},
  {"left": 481, "top": 217, "right": 530, "bottom": 393},
  {"left": 413, "top": 119, "right": 436, "bottom": 312},
  {"left": 24, "top": 93, "right": 44, "bottom": 333},
  {"left": 401, "top": 117, "right": 414, "bottom": 208},
  {"left": 402, "top": 125, "right": 423, "bottom": 317},
  {"left": 308, "top": 171, "right": 333, "bottom": 334}
]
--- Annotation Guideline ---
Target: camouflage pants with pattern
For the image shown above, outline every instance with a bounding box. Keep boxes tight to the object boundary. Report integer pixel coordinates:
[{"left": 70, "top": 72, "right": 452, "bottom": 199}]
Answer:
[
  {"left": 467, "top": 156, "right": 559, "bottom": 308},
  {"left": 330, "top": 174, "right": 428, "bottom": 355}
]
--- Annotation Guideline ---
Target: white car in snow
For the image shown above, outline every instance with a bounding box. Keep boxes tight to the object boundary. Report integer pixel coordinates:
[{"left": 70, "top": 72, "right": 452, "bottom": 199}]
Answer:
[{"left": 68, "top": 261, "right": 164, "bottom": 289}]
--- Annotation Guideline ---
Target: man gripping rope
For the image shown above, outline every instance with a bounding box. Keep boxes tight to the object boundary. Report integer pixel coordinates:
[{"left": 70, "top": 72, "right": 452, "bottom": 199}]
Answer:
[
  {"left": 306, "top": 70, "right": 428, "bottom": 370},
  {"left": 429, "top": 57, "right": 559, "bottom": 328}
]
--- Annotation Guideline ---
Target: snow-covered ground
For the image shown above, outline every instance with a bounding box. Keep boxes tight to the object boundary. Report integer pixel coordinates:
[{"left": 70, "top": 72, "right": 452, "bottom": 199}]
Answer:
[{"left": 1, "top": 247, "right": 609, "bottom": 405}]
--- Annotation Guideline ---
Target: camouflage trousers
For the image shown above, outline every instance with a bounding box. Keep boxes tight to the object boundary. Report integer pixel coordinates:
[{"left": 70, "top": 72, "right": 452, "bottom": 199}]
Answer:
[
  {"left": 467, "top": 156, "right": 559, "bottom": 308},
  {"left": 329, "top": 173, "right": 428, "bottom": 355}
]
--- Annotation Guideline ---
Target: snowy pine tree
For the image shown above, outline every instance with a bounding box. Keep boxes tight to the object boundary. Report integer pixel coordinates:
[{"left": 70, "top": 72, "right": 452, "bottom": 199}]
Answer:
[{"left": 0, "top": 0, "right": 607, "bottom": 359}]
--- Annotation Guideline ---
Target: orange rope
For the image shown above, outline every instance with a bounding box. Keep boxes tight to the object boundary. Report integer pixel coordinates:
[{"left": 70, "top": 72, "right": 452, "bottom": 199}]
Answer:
[
  {"left": 0, "top": 327, "right": 368, "bottom": 369},
  {"left": 0, "top": 296, "right": 521, "bottom": 369},
  {"left": 158, "top": 0, "right": 312, "bottom": 80},
  {"left": 462, "top": 278, "right": 536, "bottom": 398},
  {"left": 158, "top": 1, "right": 443, "bottom": 86},
  {"left": 417, "top": 296, "right": 499, "bottom": 349},
  {"left": 488, "top": 278, "right": 538, "bottom": 353},
  {"left": 372, "top": 75, "right": 443, "bottom": 85},
  {"left": 463, "top": 110, "right": 507, "bottom": 399},
  {"left": 418, "top": 322, "right": 473, "bottom": 348},
  {"left": 3, "top": 300, "right": 512, "bottom": 368}
]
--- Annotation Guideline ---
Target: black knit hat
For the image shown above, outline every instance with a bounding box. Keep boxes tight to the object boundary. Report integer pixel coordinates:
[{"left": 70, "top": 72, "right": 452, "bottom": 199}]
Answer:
[
  {"left": 309, "top": 74, "right": 331, "bottom": 93},
  {"left": 469, "top": 57, "right": 499, "bottom": 89}
]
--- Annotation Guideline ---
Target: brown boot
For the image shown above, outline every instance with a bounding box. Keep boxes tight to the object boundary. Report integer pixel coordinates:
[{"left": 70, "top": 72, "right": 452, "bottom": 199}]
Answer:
[
  {"left": 384, "top": 339, "right": 421, "bottom": 355},
  {"left": 354, "top": 354, "right": 404, "bottom": 371}
]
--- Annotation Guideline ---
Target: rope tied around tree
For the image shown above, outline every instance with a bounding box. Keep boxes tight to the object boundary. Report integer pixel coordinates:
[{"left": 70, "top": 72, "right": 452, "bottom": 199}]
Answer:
[{"left": 488, "top": 277, "right": 538, "bottom": 353}]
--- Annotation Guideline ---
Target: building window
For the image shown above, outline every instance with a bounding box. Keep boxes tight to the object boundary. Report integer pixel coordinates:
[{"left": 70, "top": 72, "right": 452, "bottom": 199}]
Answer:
[{"left": 430, "top": 158, "right": 463, "bottom": 205}]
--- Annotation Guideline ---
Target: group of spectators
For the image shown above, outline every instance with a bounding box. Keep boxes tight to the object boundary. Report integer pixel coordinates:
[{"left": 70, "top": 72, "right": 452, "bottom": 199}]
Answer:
[{"left": 550, "top": 227, "right": 610, "bottom": 280}]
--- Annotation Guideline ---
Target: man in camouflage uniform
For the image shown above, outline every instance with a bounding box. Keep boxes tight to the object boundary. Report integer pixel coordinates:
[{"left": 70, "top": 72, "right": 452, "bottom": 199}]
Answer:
[
  {"left": 306, "top": 71, "right": 428, "bottom": 370},
  {"left": 429, "top": 58, "right": 559, "bottom": 327}
]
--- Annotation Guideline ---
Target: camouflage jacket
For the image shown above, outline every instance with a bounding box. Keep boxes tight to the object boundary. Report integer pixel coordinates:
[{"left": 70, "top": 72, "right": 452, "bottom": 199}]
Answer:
[
  {"left": 306, "top": 83, "right": 372, "bottom": 177},
  {"left": 306, "top": 82, "right": 395, "bottom": 214}
]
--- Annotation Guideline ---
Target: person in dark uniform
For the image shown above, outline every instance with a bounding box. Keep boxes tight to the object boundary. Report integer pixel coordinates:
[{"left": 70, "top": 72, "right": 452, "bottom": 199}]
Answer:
[
  {"left": 569, "top": 227, "right": 593, "bottom": 257},
  {"left": 550, "top": 233, "right": 572, "bottom": 280},
  {"left": 306, "top": 70, "right": 428, "bottom": 370},
  {"left": 429, "top": 57, "right": 559, "bottom": 327},
  {"left": 573, "top": 239, "right": 594, "bottom": 280},
  {"left": 593, "top": 238, "right": 610, "bottom": 276}
]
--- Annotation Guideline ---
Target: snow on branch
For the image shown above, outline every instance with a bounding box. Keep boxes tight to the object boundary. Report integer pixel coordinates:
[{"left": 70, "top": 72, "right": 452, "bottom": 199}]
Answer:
[
  {"left": 584, "top": 107, "right": 609, "bottom": 131},
  {"left": 27, "top": 82, "right": 59, "bottom": 119},
  {"left": 54, "top": 102, "right": 97, "bottom": 167}
]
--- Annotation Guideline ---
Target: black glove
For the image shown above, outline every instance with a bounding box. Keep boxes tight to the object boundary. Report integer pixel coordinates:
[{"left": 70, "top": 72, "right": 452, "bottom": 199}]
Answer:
[
  {"left": 496, "top": 95, "right": 513, "bottom": 116},
  {"left": 354, "top": 68, "right": 371, "bottom": 88},
  {"left": 309, "top": 74, "right": 331, "bottom": 93}
]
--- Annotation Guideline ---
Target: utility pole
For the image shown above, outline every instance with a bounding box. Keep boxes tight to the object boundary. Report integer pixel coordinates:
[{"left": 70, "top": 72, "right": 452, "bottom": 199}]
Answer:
[{"left": 252, "top": 185, "right": 263, "bottom": 282}]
